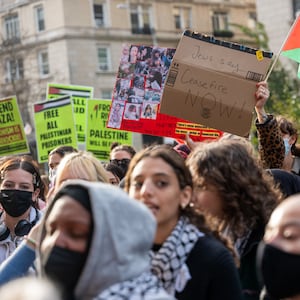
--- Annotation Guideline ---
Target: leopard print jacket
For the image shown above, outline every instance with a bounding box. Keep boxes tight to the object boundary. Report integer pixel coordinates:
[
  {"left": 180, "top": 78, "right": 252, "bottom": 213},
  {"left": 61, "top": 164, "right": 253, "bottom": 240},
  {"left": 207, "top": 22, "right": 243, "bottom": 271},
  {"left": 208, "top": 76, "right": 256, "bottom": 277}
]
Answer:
[{"left": 255, "top": 114, "right": 285, "bottom": 169}]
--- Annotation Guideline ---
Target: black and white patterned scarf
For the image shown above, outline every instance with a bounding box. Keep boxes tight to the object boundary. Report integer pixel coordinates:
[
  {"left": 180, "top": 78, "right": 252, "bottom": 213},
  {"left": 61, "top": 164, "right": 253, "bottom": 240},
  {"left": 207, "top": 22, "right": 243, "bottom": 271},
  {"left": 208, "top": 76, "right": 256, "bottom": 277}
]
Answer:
[
  {"left": 149, "top": 217, "right": 204, "bottom": 296},
  {"left": 95, "top": 271, "right": 173, "bottom": 300}
]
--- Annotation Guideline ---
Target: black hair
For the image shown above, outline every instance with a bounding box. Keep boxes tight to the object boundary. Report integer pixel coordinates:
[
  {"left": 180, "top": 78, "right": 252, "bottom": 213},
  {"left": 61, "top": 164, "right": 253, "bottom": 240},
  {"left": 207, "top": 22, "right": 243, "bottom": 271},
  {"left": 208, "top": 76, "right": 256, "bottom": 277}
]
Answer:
[
  {"left": 48, "top": 146, "right": 78, "bottom": 157},
  {"left": 103, "top": 162, "right": 125, "bottom": 180},
  {"left": 0, "top": 156, "right": 45, "bottom": 203}
]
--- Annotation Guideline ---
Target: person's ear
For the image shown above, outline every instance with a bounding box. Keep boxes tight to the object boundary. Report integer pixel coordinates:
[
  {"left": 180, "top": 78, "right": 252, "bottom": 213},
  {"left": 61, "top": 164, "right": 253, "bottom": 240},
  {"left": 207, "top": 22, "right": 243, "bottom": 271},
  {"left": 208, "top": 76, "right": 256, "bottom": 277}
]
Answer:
[
  {"left": 33, "top": 188, "right": 40, "bottom": 201},
  {"left": 180, "top": 185, "right": 192, "bottom": 209},
  {"left": 290, "top": 134, "right": 297, "bottom": 145}
]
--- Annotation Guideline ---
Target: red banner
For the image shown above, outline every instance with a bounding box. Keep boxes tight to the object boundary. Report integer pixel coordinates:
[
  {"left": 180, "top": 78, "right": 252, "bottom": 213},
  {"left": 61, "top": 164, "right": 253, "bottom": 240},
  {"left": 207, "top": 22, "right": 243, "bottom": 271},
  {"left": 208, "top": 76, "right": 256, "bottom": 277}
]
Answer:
[{"left": 107, "top": 44, "right": 222, "bottom": 141}]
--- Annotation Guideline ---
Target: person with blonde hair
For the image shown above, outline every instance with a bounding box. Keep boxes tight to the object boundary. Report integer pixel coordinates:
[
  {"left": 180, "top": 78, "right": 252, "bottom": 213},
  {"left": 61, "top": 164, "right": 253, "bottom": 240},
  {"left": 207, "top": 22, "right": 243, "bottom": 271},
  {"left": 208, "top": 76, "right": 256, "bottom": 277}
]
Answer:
[{"left": 54, "top": 151, "right": 108, "bottom": 192}]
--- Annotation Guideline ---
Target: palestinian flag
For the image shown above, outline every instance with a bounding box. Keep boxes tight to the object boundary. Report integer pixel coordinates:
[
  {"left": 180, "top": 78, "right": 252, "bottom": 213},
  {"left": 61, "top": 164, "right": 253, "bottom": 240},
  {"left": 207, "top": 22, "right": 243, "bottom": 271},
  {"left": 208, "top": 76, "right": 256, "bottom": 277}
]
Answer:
[{"left": 281, "top": 15, "right": 300, "bottom": 77}]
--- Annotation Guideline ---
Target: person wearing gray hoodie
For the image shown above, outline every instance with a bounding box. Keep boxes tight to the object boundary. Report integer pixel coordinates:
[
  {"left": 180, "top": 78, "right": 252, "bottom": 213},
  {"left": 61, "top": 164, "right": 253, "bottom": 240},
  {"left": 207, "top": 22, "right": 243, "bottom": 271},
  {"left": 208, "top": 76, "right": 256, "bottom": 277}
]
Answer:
[{"left": 35, "top": 179, "right": 173, "bottom": 300}]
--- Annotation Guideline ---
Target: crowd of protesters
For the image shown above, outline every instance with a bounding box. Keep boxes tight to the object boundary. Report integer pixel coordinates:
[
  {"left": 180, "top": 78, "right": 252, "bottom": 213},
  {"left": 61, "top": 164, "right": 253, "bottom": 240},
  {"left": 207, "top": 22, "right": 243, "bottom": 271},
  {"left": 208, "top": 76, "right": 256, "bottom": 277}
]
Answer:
[{"left": 0, "top": 80, "right": 299, "bottom": 300}]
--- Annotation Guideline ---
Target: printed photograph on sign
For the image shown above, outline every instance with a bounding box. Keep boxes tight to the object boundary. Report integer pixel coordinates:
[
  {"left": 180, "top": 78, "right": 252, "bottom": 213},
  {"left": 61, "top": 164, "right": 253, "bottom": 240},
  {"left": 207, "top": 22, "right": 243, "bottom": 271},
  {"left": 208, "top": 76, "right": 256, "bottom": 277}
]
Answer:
[
  {"left": 113, "top": 79, "right": 131, "bottom": 101},
  {"left": 107, "top": 43, "right": 223, "bottom": 142},
  {"left": 141, "top": 103, "right": 158, "bottom": 120},
  {"left": 107, "top": 101, "right": 124, "bottom": 129},
  {"left": 109, "top": 44, "right": 175, "bottom": 126},
  {"left": 124, "top": 103, "right": 141, "bottom": 120}
]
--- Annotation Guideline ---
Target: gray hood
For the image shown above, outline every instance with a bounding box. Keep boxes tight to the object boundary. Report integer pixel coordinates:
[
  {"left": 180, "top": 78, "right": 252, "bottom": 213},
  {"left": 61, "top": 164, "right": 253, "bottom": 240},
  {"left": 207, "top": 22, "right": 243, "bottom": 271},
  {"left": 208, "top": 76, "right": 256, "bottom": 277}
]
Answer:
[{"left": 37, "top": 179, "right": 157, "bottom": 300}]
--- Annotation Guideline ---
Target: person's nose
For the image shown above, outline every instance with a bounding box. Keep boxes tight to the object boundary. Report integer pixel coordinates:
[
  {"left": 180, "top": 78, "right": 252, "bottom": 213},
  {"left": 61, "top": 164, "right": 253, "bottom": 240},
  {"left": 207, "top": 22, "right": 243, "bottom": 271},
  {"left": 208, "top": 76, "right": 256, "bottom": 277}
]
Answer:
[
  {"left": 264, "top": 228, "right": 280, "bottom": 246},
  {"left": 53, "top": 230, "right": 68, "bottom": 249},
  {"left": 139, "top": 179, "right": 154, "bottom": 201}
]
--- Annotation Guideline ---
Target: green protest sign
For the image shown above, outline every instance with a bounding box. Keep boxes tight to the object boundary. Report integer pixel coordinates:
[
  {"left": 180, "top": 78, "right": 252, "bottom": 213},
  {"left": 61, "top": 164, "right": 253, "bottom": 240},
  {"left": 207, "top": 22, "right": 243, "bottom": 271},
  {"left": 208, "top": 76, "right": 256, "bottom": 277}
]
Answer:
[
  {"left": 46, "top": 83, "right": 93, "bottom": 146},
  {"left": 34, "top": 96, "right": 78, "bottom": 163},
  {"left": 86, "top": 99, "right": 132, "bottom": 161},
  {"left": 0, "top": 96, "right": 29, "bottom": 156}
]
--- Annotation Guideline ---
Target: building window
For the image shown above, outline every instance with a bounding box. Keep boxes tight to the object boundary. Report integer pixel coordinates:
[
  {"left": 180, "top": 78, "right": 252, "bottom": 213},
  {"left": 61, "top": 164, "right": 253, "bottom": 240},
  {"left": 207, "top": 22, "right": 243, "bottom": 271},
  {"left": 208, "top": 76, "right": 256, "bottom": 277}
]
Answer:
[
  {"left": 4, "top": 14, "right": 20, "bottom": 41},
  {"left": 212, "top": 12, "right": 229, "bottom": 31},
  {"left": 102, "top": 89, "right": 112, "bottom": 99},
  {"left": 130, "top": 4, "right": 152, "bottom": 34},
  {"left": 93, "top": 4, "right": 105, "bottom": 27},
  {"left": 38, "top": 50, "right": 50, "bottom": 77},
  {"left": 173, "top": 7, "right": 191, "bottom": 30},
  {"left": 293, "top": 0, "right": 300, "bottom": 17},
  {"left": 97, "top": 47, "right": 110, "bottom": 71},
  {"left": 35, "top": 5, "right": 45, "bottom": 32},
  {"left": 5, "top": 58, "right": 24, "bottom": 83},
  {"left": 248, "top": 12, "right": 257, "bottom": 29}
]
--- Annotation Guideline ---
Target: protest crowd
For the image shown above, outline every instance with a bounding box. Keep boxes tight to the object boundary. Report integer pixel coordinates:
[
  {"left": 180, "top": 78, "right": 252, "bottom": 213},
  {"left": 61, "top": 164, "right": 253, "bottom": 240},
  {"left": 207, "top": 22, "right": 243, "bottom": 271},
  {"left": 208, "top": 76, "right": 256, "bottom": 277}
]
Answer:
[{"left": 1, "top": 20, "right": 300, "bottom": 300}]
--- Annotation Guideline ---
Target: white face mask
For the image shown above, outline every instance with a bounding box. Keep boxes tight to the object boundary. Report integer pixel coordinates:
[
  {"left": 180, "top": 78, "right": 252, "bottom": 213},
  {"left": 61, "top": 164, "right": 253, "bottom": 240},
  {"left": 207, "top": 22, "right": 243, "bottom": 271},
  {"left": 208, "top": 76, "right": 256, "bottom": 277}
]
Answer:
[
  {"left": 283, "top": 137, "right": 291, "bottom": 156},
  {"left": 48, "top": 168, "right": 57, "bottom": 183}
]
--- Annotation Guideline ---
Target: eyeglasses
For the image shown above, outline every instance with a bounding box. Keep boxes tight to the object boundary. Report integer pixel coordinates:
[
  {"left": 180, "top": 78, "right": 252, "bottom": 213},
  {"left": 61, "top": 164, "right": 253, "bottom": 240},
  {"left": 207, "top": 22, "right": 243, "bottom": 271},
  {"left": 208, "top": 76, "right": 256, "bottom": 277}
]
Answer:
[{"left": 110, "top": 159, "right": 131, "bottom": 166}]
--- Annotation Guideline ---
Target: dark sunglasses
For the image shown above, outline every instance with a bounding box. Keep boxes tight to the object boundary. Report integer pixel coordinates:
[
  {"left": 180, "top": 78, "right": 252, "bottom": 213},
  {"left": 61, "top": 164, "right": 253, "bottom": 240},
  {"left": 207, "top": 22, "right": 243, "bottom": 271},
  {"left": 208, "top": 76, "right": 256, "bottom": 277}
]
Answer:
[{"left": 110, "top": 158, "right": 131, "bottom": 166}]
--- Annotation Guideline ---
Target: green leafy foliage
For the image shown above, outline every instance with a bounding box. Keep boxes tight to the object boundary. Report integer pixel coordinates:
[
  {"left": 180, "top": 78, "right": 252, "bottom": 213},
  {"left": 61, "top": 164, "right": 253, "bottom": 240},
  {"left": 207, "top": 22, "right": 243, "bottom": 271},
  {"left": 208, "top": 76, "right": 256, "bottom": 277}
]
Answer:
[{"left": 231, "top": 22, "right": 300, "bottom": 146}]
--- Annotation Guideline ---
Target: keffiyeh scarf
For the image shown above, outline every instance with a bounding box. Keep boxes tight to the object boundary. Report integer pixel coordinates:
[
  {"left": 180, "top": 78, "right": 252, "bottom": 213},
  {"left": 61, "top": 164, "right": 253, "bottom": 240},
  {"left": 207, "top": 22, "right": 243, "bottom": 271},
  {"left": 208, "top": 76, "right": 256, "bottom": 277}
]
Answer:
[
  {"left": 149, "top": 217, "right": 204, "bottom": 295},
  {"left": 95, "top": 271, "right": 171, "bottom": 300}
]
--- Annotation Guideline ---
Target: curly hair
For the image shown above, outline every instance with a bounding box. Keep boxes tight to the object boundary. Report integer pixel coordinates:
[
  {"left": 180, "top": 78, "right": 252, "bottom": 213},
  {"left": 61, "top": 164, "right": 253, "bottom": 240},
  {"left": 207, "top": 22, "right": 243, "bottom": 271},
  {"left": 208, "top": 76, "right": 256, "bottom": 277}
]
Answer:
[{"left": 186, "top": 139, "right": 283, "bottom": 241}]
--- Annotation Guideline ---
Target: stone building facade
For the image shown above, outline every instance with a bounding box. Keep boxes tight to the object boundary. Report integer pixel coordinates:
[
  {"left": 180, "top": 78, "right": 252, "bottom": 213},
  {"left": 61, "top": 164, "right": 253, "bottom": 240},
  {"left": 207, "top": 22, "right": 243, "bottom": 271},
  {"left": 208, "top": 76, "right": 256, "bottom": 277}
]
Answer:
[{"left": 0, "top": 0, "right": 257, "bottom": 145}]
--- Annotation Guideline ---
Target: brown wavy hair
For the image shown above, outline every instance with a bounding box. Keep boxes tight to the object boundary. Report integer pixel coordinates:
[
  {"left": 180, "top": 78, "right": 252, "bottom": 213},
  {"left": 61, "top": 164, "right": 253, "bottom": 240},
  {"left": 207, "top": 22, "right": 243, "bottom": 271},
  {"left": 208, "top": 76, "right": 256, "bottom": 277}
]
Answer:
[
  {"left": 124, "top": 144, "right": 238, "bottom": 264},
  {"left": 186, "top": 139, "right": 283, "bottom": 241}
]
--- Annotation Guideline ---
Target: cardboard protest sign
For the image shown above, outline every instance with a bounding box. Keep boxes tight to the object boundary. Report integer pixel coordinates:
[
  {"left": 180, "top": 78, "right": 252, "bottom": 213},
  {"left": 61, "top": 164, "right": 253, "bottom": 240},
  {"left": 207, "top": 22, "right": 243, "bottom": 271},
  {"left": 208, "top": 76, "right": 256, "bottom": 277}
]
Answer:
[
  {"left": 0, "top": 96, "right": 29, "bottom": 156},
  {"left": 34, "top": 96, "right": 78, "bottom": 163},
  {"left": 160, "top": 31, "right": 273, "bottom": 137},
  {"left": 46, "top": 83, "right": 93, "bottom": 146},
  {"left": 107, "top": 44, "right": 222, "bottom": 142},
  {"left": 86, "top": 99, "right": 132, "bottom": 161}
]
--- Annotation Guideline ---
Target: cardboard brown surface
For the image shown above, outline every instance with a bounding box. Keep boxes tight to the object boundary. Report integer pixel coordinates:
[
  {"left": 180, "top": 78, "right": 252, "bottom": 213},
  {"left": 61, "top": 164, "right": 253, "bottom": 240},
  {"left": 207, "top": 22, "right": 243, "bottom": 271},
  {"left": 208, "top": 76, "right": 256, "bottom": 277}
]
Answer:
[
  {"left": 160, "top": 31, "right": 273, "bottom": 137},
  {"left": 174, "top": 35, "right": 272, "bottom": 81}
]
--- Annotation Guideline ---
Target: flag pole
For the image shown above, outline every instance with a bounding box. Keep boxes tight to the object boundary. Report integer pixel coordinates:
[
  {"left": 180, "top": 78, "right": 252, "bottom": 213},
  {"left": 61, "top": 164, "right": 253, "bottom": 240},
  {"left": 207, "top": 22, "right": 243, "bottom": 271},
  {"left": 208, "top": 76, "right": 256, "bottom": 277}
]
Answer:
[{"left": 264, "top": 15, "right": 300, "bottom": 82}]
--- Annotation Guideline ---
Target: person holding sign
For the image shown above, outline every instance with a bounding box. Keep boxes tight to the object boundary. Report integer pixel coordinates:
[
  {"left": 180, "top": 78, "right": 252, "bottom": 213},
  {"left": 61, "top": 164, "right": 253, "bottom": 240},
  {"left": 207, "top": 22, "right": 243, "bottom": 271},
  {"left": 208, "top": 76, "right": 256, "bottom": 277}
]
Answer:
[
  {"left": 0, "top": 156, "right": 44, "bottom": 264},
  {"left": 125, "top": 145, "right": 243, "bottom": 300},
  {"left": 254, "top": 81, "right": 300, "bottom": 173}
]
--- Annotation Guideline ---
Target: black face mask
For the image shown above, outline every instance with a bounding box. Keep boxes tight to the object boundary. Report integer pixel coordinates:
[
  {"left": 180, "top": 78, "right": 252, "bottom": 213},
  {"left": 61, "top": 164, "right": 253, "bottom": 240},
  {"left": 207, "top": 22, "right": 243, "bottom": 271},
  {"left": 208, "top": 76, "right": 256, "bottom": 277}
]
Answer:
[
  {"left": 110, "top": 158, "right": 130, "bottom": 174},
  {"left": 256, "top": 241, "right": 300, "bottom": 299},
  {"left": 43, "top": 246, "right": 87, "bottom": 296},
  {"left": 0, "top": 190, "right": 33, "bottom": 217}
]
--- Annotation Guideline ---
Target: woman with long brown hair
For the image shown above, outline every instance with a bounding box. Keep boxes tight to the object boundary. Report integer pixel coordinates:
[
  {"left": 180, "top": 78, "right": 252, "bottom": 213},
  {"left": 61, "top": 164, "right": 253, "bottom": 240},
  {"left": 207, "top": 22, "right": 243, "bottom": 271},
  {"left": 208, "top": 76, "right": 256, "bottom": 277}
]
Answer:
[{"left": 125, "top": 144, "right": 243, "bottom": 300}]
